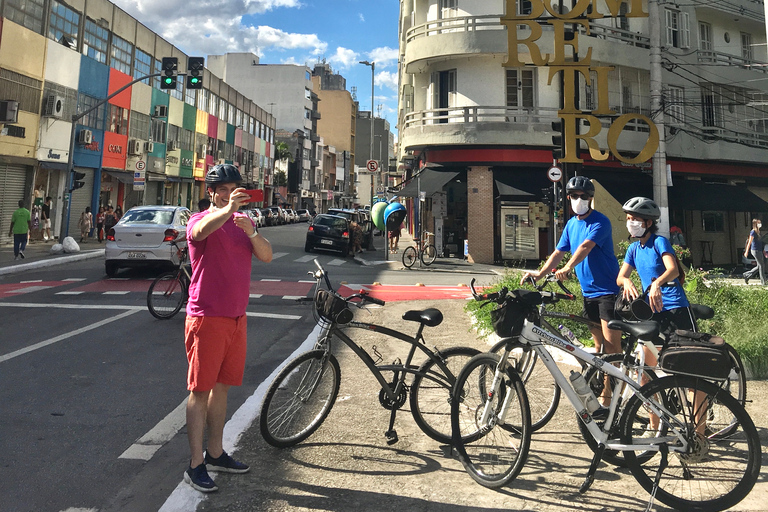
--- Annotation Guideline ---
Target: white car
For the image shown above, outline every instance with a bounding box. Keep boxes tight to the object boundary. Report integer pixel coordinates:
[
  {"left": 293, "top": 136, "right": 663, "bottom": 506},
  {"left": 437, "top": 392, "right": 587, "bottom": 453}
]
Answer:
[
  {"left": 249, "top": 208, "right": 265, "bottom": 228},
  {"left": 104, "top": 205, "right": 191, "bottom": 276},
  {"left": 285, "top": 209, "right": 298, "bottom": 223}
]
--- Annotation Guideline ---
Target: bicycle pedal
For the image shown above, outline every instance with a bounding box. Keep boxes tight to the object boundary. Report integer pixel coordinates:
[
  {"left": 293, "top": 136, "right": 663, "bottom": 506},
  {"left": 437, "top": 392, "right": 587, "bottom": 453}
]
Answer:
[
  {"left": 384, "top": 429, "right": 399, "bottom": 445},
  {"left": 578, "top": 474, "right": 594, "bottom": 494}
]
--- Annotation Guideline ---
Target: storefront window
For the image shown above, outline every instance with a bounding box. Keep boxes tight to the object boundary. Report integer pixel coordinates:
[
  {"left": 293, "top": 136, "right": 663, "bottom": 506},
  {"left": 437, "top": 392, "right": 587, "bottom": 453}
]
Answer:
[{"left": 702, "top": 211, "right": 724, "bottom": 232}]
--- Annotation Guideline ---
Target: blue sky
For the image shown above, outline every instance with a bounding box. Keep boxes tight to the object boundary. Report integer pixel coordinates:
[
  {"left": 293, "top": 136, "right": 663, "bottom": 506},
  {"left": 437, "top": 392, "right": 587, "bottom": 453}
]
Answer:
[{"left": 113, "top": 0, "right": 400, "bottom": 134}]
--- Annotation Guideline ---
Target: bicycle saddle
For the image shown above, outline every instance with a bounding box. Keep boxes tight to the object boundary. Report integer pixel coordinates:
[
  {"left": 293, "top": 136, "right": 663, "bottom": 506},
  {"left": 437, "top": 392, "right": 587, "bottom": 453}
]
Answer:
[
  {"left": 402, "top": 308, "right": 443, "bottom": 327},
  {"left": 607, "top": 319, "right": 659, "bottom": 340},
  {"left": 690, "top": 303, "right": 714, "bottom": 320}
]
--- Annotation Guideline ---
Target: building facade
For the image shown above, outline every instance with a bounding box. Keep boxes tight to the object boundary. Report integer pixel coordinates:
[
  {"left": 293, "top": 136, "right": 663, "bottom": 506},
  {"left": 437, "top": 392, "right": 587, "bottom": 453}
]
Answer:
[{"left": 396, "top": 0, "right": 768, "bottom": 265}]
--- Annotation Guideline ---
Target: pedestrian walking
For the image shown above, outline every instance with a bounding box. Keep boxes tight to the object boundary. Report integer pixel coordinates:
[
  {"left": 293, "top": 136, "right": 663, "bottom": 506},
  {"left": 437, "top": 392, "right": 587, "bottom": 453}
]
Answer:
[
  {"left": 95, "top": 206, "right": 105, "bottom": 242},
  {"left": 78, "top": 206, "right": 92, "bottom": 243},
  {"left": 743, "top": 218, "right": 766, "bottom": 285},
  {"left": 42, "top": 196, "right": 53, "bottom": 241},
  {"left": 350, "top": 220, "right": 364, "bottom": 253},
  {"left": 182, "top": 164, "right": 272, "bottom": 493},
  {"left": 8, "top": 200, "right": 31, "bottom": 260}
]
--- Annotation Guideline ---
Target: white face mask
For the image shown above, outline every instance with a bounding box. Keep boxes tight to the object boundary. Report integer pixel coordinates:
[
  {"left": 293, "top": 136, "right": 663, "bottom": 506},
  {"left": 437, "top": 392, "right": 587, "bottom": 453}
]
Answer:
[
  {"left": 570, "top": 197, "right": 590, "bottom": 215},
  {"left": 627, "top": 220, "right": 646, "bottom": 238},
  {"left": 759, "top": 223, "right": 763, "bottom": 228}
]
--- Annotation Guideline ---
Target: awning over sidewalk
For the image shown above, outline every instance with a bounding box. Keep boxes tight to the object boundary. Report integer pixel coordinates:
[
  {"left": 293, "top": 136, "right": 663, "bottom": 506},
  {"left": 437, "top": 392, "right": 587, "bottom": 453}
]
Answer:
[
  {"left": 668, "top": 180, "right": 768, "bottom": 212},
  {"left": 397, "top": 169, "right": 458, "bottom": 197},
  {"left": 104, "top": 170, "right": 134, "bottom": 184}
]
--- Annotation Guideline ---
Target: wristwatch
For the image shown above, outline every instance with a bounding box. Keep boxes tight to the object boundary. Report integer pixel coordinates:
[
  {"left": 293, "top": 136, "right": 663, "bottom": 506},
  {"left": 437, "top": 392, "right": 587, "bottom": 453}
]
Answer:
[{"left": 248, "top": 228, "right": 259, "bottom": 238}]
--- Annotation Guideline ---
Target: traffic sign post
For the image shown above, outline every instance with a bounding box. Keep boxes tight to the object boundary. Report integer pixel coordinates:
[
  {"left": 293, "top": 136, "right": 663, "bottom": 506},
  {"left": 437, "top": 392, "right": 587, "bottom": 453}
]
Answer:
[
  {"left": 547, "top": 165, "right": 562, "bottom": 182},
  {"left": 366, "top": 160, "right": 379, "bottom": 172},
  {"left": 546, "top": 166, "right": 563, "bottom": 251}
]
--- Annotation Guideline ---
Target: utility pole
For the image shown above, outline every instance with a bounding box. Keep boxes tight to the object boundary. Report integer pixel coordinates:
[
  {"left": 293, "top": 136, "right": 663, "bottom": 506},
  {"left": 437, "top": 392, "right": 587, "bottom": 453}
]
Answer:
[
  {"left": 649, "top": 0, "right": 670, "bottom": 238},
  {"left": 359, "top": 60, "right": 375, "bottom": 206}
]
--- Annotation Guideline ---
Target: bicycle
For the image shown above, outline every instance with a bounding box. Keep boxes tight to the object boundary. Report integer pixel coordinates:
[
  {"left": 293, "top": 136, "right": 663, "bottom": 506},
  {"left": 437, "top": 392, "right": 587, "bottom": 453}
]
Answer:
[
  {"left": 402, "top": 231, "right": 437, "bottom": 268},
  {"left": 146, "top": 240, "right": 190, "bottom": 319},
  {"left": 450, "top": 283, "right": 760, "bottom": 512},
  {"left": 259, "top": 258, "right": 480, "bottom": 448}
]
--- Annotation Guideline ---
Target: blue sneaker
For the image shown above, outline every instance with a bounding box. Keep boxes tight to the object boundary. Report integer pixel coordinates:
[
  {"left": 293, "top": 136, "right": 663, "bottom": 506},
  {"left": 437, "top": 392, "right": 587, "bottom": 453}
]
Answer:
[
  {"left": 184, "top": 463, "right": 218, "bottom": 493},
  {"left": 204, "top": 450, "right": 250, "bottom": 474}
]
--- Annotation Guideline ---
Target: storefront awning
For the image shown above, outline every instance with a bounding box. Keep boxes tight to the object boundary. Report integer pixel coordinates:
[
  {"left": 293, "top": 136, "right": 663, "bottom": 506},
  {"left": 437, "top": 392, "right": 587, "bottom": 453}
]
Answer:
[
  {"left": 495, "top": 180, "right": 535, "bottom": 197},
  {"left": 39, "top": 161, "right": 68, "bottom": 171},
  {"left": 493, "top": 169, "right": 551, "bottom": 198},
  {"left": 165, "top": 176, "right": 194, "bottom": 183},
  {"left": 104, "top": 170, "right": 134, "bottom": 184},
  {"left": 397, "top": 169, "right": 459, "bottom": 197},
  {"left": 668, "top": 180, "right": 768, "bottom": 212}
]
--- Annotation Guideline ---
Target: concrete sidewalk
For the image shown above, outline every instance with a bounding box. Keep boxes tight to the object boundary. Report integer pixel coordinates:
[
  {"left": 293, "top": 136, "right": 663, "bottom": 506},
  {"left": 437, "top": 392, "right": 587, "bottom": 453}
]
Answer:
[{"left": 0, "top": 237, "right": 104, "bottom": 276}]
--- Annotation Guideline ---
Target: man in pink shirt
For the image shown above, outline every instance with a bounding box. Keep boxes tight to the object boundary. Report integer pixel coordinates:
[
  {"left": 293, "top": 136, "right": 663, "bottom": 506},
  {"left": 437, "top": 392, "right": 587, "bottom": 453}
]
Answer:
[{"left": 183, "top": 164, "right": 272, "bottom": 492}]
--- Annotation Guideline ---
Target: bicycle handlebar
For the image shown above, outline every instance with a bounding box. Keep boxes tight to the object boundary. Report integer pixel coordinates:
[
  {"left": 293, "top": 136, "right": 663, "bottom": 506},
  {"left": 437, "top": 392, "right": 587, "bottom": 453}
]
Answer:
[{"left": 308, "top": 259, "right": 386, "bottom": 308}]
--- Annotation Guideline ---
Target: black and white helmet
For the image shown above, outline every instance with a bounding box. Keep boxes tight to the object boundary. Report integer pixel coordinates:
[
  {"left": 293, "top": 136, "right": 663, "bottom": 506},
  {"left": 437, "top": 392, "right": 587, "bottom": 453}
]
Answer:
[
  {"left": 566, "top": 176, "right": 595, "bottom": 197},
  {"left": 622, "top": 196, "right": 660, "bottom": 220}
]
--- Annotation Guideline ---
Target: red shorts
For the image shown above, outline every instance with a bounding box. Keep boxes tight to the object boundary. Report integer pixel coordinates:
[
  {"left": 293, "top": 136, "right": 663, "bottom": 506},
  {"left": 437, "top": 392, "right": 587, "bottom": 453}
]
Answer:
[{"left": 185, "top": 315, "right": 247, "bottom": 392}]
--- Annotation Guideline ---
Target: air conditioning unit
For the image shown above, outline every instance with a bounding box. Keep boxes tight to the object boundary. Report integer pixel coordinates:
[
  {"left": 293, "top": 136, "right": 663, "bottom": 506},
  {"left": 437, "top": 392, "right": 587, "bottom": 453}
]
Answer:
[
  {"left": 78, "top": 129, "right": 93, "bottom": 145},
  {"left": 127, "top": 139, "right": 142, "bottom": 155},
  {"left": 43, "top": 95, "right": 64, "bottom": 118},
  {"left": 144, "top": 141, "right": 154, "bottom": 153},
  {"left": 154, "top": 105, "right": 168, "bottom": 118}
]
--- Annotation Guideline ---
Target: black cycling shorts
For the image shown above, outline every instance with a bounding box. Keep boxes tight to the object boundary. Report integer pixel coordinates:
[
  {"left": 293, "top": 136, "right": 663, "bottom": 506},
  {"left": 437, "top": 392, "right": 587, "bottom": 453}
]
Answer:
[
  {"left": 654, "top": 307, "right": 695, "bottom": 339},
  {"left": 583, "top": 294, "right": 617, "bottom": 323}
]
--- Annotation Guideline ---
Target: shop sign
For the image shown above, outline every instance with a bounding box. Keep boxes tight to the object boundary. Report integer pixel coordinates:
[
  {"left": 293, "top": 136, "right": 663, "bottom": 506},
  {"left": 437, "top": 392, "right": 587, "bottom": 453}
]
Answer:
[{"left": 47, "top": 149, "right": 62, "bottom": 160}]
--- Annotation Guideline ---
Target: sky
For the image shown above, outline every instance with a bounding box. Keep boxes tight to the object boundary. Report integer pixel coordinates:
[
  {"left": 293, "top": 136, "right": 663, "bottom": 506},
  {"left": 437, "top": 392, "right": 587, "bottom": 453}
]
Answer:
[{"left": 112, "top": 0, "right": 401, "bottom": 135}]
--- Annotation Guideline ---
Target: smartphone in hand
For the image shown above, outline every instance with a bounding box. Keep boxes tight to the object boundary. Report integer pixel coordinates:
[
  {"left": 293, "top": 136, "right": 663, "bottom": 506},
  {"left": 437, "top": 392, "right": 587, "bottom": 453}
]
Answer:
[{"left": 243, "top": 189, "right": 264, "bottom": 202}]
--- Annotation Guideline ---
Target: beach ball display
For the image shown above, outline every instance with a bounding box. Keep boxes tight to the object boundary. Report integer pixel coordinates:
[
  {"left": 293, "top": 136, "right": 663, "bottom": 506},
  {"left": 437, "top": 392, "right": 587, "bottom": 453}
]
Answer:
[
  {"left": 371, "top": 201, "right": 388, "bottom": 231},
  {"left": 384, "top": 202, "right": 406, "bottom": 231}
]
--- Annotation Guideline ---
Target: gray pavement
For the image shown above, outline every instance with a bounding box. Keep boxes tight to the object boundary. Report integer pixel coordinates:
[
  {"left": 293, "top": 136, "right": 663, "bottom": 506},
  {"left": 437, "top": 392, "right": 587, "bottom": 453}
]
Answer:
[{"left": 0, "top": 237, "right": 104, "bottom": 276}]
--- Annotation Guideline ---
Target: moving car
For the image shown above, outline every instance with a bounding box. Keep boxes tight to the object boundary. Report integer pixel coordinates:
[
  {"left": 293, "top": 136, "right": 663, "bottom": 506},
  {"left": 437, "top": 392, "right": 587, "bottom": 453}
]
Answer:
[
  {"left": 328, "top": 208, "right": 373, "bottom": 248},
  {"left": 104, "top": 205, "right": 191, "bottom": 276},
  {"left": 305, "top": 214, "right": 351, "bottom": 256}
]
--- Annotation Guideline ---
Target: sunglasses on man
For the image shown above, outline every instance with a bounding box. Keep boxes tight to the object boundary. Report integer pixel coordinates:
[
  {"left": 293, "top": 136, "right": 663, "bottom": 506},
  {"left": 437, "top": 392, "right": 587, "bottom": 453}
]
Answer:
[{"left": 569, "top": 193, "right": 590, "bottom": 200}]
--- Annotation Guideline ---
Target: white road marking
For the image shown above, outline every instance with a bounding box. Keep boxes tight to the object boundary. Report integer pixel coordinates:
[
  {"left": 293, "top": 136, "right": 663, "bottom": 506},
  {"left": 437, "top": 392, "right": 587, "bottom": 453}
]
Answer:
[
  {"left": 59, "top": 508, "right": 98, "bottom": 512},
  {"left": 295, "top": 255, "right": 315, "bottom": 262},
  {"left": 102, "top": 291, "right": 130, "bottom": 295},
  {"left": 7, "top": 286, "right": 52, "bottom": 294},
  {"left": 326, "top": 259, "right": 346, "bottom": 266},
  {"left": 0, "top": 303, "right": 144, "bottom": 310},
  {"left": 56, "top": 291, "right": 84, "bottom": 295},
  {"left": 0, "top": 309, "right": 140, "bottom": 363},
  {"left": 298, "top": 280, "right": 316, "bottom": 283},
  {"left": 270, "top": 252, "right": 288, "bottom": 259},
  {"left": 20, "top": 279, "right": 42, "bottom": 283},
  {"left": 249, "top": 294, "right": 263, "bottom": 299},
  {"left": 282, "top": 296, "right": 304, "bottom": 300},
  {"left": 245, "top": 311, "right": 301, "bottom": 320},
  {"left": 260, "top": 278, "right": 281, "bottom": 282},
  {"left": 119, "top": 399, "right": 188, "bottom": 461},
  {"left": 62, "top": 278, "right": 87, "bottom": 281}
]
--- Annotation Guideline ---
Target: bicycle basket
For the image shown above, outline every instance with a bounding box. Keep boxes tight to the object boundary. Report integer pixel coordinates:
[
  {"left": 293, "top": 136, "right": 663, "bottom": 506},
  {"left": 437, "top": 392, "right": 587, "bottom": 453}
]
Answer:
[
  {"left": 315, "top": 289, "right": 353, "bottom": 325},
  {"left": 659, "top": 330, "right": 730, "bottom": 381},
  {"left": 490, "top": 298, "right": 528, "bottom": 338}
]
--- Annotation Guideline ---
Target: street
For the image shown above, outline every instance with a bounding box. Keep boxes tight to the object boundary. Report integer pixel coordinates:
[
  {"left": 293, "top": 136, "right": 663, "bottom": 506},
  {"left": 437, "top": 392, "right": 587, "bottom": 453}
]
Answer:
[{"left": 0, "top": 223, "right": 499, "bottom": 512}]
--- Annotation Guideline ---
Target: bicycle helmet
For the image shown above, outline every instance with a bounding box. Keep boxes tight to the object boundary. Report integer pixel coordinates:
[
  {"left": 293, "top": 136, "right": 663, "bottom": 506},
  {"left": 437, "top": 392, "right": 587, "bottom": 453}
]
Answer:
[
  {"left": 622, "top": 196, "right": 660, "bottom": 220},
  {"left": 205, "top": 164, "right": 242, "bottom": 186},
  {"left": 566, "top": 176, "right": 595, "bottom": 197}
]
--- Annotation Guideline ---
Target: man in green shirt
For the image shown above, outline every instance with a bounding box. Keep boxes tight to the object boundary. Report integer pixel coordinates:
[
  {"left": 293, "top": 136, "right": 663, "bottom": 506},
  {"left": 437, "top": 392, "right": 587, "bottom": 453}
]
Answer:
[{"left": 9, "top": 200, "right": 31, "bottom": 260}]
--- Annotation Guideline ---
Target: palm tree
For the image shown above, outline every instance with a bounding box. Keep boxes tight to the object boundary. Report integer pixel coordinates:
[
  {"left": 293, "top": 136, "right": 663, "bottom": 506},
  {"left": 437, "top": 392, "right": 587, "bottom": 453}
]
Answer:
[{"left": 274, "top": 142, "right": 293, "bottom": 163}]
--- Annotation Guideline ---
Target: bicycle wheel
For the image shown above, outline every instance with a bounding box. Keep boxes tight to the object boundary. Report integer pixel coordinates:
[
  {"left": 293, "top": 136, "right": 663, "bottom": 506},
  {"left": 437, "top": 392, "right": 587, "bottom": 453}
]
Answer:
[
  {"left": 491, "top": 338, "right": 560, "bottom": 431},
  {"left": 260, "top": 349, "right": 341, "bottom": 448},
  {"left": 451, "top": 353, "right": 531, "bottom": 488},
  {"left": 147, "top": 271, "right": 186, "bottom": 319},
  {"left": 402, "top": 246, "right": 418, "bottom": 268},
  {"left": 707, "top": 344, "right": 747, "bottom": 440},
  {"left": 620, "top": 375, "right": 760, "bottom": 512},
  {"left": 421, "top": 244, "right": 437, "bottom": 266},
  {"left": 409, "top": 346, "right": 480, "bottom": 444}
]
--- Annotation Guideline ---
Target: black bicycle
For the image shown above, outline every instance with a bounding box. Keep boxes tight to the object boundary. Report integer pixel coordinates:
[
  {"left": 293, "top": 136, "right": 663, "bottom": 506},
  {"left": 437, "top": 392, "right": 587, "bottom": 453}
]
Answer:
[
  {"left": 146, "top": 240, "right": 190, "bottom": 319},
  {"left": 259, "top": 258, "right": 480, "bottom": 447}
]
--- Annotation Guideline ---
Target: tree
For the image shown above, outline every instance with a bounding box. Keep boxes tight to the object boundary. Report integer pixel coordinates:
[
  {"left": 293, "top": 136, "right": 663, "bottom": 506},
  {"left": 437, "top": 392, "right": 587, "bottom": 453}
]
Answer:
[
  {"left": 275, "top": 142, "right": 293, "bottom": 163},
  {"left": 274, "top": 170, "right": 288, "bottom": 187}
]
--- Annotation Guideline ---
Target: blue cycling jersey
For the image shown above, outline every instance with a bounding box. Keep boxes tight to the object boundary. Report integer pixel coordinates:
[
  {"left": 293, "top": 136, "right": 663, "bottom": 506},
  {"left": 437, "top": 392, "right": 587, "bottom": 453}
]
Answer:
[{"left": 624, "top": 233, "right": 689, "bottom": 311}]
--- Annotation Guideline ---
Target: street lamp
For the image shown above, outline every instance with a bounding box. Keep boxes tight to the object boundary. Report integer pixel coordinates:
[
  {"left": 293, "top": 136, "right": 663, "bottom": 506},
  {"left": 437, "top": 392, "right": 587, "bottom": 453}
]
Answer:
[{"left": 359, "top": 60, "right": 375, "bottom": 207}]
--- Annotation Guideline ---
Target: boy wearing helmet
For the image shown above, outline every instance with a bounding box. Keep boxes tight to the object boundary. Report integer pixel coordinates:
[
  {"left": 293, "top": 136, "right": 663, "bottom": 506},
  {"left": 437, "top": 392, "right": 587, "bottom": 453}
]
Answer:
[
  {"left": 183, "top": 164, "right": 272, "bottom": 492},
  {"left": 522, "top": 176, "right": 622, "bottom": 360}
]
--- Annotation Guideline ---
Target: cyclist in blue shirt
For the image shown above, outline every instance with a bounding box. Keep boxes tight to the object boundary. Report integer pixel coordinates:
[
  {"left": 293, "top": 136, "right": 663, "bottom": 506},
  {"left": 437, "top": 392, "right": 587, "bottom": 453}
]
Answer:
[
  {"left": 522, "top": 176, "right": 622, "bottom": 359},
  {"left": 618, "top": 197, "right": 693, "bottom": 335}
]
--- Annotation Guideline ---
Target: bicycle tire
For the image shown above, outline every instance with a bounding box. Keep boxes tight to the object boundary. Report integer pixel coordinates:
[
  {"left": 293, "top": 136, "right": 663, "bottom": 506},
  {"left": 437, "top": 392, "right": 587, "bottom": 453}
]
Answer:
[
  {"left": 621, "top": 375, "right": 760, "bottom": 512},
  {"left": 491, "top": 338, "right": 560, "bottom": 431},
  {"left": 577, "top": 353, "right": 657, "bottom": 467},
  {"left": 402, "top": 246, "right": 418, "bottom": 268},
  {"left": 451, "top": 353, "right": 531, "bottom": 488},
  {"left": 147, "top": 271, "right": 186, "bottom": 319},
  {"left": 708, "top": 343, "right": 747, "bottom": 440},
  {"left": 409, "top": 346, "right": 480, "bottom": 444},
  {"left": 260, "top": 349, "right": 341, "bottom": 448},
  {"left": 421, "top": 244, "right": 437, "bottom": 266}
]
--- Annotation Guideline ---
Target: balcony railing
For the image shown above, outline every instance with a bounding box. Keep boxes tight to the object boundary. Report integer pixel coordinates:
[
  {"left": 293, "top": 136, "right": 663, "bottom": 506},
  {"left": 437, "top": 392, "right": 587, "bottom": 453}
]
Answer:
[
  {"left": 403, "top": 105, "right": 560, "bottom": 129},
  {"left": 697, "top": 50, "right": 768, "bottom": 74}
]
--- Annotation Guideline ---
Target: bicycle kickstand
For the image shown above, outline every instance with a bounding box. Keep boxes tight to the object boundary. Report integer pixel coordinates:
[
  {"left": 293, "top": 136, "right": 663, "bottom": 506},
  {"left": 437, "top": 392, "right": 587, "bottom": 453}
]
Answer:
[
  {"left": 645, "top": 443, "right": 669, "bottom": 512},
  {"left": 579, "top": 443, "right": 605, "bottom": 494},
  {"left": 384, "top": 409, "right": 399, "bottom": 445}
]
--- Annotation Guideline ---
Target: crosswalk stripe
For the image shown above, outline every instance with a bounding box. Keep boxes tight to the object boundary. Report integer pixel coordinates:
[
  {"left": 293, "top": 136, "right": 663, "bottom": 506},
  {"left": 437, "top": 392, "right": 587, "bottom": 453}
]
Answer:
[
  {"left": 271, "top": 252, "right": 288, "bottom": 259},
  {"left": 260, "top": 278, "right": 281, "bottom": 282},
  {"left": 102, "top": 291, "right": 129, "bottom": 295},
  {"left": 62, "top": 278, "right": 87, "bottom": 281},
  {"left": 295, "top": 255, "right": 315, "bottom": 262},
  {"left": 20, "top": 279, "right": 42, "bottom": 283},
  {"left": 249, "top": 294, "right": 263, "bottom": 298},
  {"left": 326, "top": 259, "right": 346, "bottom": 266},
  {"left": 282, "top": 295, "right": 304, "bottom": 300},
  {"left": 56, "top": 291, "right": 84, "bottom": 295}
]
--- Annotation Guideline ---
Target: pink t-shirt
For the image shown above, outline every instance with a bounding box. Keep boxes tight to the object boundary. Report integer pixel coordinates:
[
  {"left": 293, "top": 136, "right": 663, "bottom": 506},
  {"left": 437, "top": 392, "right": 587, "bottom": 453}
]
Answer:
[{"left": 186, "top": 210, "right": 255, "bottom": 317}]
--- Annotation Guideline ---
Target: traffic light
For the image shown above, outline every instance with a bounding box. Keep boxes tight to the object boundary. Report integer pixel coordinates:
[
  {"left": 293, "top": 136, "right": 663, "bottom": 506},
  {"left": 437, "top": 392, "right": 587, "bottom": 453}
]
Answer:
[
  {"left": 187, "top": 57, "right": 204, "bottom": 90},
  {"left": 551, "top": 119, "right": 564, "bottom": 161},
  {"left": 161, "top": 57, "right": 178, "bottom": 90},
  {"left": 70, "top": 171, "right": 86, "bottom": 191}
]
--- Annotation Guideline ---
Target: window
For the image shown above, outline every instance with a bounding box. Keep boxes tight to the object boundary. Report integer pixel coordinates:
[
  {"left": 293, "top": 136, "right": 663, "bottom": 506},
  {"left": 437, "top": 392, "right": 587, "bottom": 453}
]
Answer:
[
  {"left": 701, "top": 83, "right": 724, "bottom": 128},
  {"left": 227, "top": 103, "right": 234, "bottom": 124},
  {"left": 665, "top": 8, "right": 690, "bottom": 49},
  {"left": 235, "top": 109, "right": 242, "bottom": 128},
  {"left": 170, "top": 80, "right": 183, "bottom": 101},
  {"left": 699, "top": 22, "right": 712, "bottom": 51},
  {"left": 505, "top": 69, "right": 535, "bottom": 108},
  {"left": 108, "top": 105, "right": 128, "bottom": 135},
  {"left": 78, "top": 94, "right": 105, "bottom": 130},
  {"left": 666, "top": 86, "right": 685, "bottom": 125},
  {"left": 0, "top": 69, "right": 42, "bottom": 113},
  {"left": 431, "top": 69, "right": 457, "bottom": 123},
  {"left": 516, "top": 0, "right": 532, "bottom": 16},
  {"left": 3, "top": 0, "right": 45, "bottom": 34},
  {"left": 185, "top": 84, "right": 196, "bottom": 106},
  {"left": 181, "top": 129, "right": 194, "bottom": 151},
  {"left": 48, "top": 0, "right": 80, "bottom": 48},
  {"left": 153, "top": 58, "right": 162, "bottom": 90},
  {"left": 167, "top": 125, "right": 180, "bottom": 147},
  {"left": 210, "top": 94, "right": 218, "bottom": 117},
  {"left": 439, "top": 0, "right": 458, "bottom": 18},
  {"left": 134, "top": 48, "right": 152, "bottom": 84},
  {"left": 702, "top": 211, "right": 724, "bottom": 232},
  {"left": 304, "top": 88, "right": 312, "bottom": 100},
  {"left": 109, "top": 35, "right": 133, "bottom": 76},
  {"left": 219, "top": 98, "right": 227, "bottom": 121},
  {"left": 584, "top": 71, "right": 597, "bottom": 111},
  {"left": 129, "top": 111, "right": 150, "bottom": 140},
  {"left": 198, "top": 90, "right": 208, "bottom": 113},
  {"left": 151, "top": 118, "right": 167, "bottom": 143},
  {"left": 614, "top": 2, "right": 629, "bottom": 31},
  {"left": 83, "top": 19, "right": 108, "bottom": 63},
  {"left": 741, "top": 33, "right": 753, "bottom": 61},
  {"left": 622, "top": 84, "right": 634, "bottom": 112}
]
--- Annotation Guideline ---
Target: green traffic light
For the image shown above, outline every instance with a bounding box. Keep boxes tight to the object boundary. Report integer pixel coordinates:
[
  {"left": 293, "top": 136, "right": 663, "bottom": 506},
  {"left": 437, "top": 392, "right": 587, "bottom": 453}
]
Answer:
[
  {"left": 190, "top": 77, "right": 200, "bottom": 84},
  {"left": 164, "top": 77, "right": 173, "bottom": 84}
]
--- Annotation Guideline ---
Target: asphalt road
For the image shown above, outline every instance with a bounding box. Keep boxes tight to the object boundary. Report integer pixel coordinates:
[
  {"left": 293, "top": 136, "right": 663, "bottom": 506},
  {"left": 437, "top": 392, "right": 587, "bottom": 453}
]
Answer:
[{"left": 0, "top": 223, "right": 500, "bottom": 512}]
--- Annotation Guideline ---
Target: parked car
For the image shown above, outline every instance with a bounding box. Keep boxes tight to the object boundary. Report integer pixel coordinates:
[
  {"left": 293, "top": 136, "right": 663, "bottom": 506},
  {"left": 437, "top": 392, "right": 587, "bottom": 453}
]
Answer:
[
  {"left": 248, "top": 208, "right": 264, "bottom": 228},
  {"left": 305, "top": 214, "right": 351, "bottom": 256},
  {"left": 269, "top": 206, "right": 287, "bottom": 225},
  {"left": 104, "top": 205, "right": 191, "bottom": 276},
  {"left": 284, "top": 208, "right": 297, "bottom": 223},
  {"left": 328, "top": 208, "right": 373, "bottom": 248},
  {"left": 261, "top": 208, "right": 277, "bottom": 226},
  {"left": 296, "top": 209, "right": 312, "bottom": 222}
]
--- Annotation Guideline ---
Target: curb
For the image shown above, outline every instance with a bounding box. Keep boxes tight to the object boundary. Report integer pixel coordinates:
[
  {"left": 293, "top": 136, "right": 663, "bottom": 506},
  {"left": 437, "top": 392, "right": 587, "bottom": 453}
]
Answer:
[{"left": 0, "top": 249, "right": 105, "bottom": 276}]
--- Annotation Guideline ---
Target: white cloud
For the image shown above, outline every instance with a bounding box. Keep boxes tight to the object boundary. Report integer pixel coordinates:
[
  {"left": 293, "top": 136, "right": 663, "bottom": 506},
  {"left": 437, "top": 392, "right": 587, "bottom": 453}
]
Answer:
[
  {"left": 367, "top": 47, "right": 399, "bottom": 68},
  {"left": 328, "top": 47, "right": 359, "bottom": 69},
  {"left": 359, "top": 13, "right": 365, "bottom": 22},
  {"left": 376, "top": 70, "right": 398, "bottom": 92}
]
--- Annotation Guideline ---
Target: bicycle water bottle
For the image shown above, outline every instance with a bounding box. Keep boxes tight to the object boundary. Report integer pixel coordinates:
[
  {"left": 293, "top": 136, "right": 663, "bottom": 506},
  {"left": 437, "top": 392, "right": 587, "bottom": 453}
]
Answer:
[
  {"left": 569, "top": 370, "right": 600, "bottom": 414},
  {"left": 559, "top": 324, "right": 583, "bottom": 347}
]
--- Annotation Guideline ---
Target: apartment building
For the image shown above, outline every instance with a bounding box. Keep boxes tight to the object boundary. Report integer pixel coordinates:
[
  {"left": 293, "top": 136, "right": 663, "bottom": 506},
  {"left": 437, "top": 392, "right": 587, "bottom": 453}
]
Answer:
[
  {"left": 0, "top": 1, "right": 275, "bottom": 241},
  {"left": 396, "top": 0, "right": 768, "bottom": 265}
]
